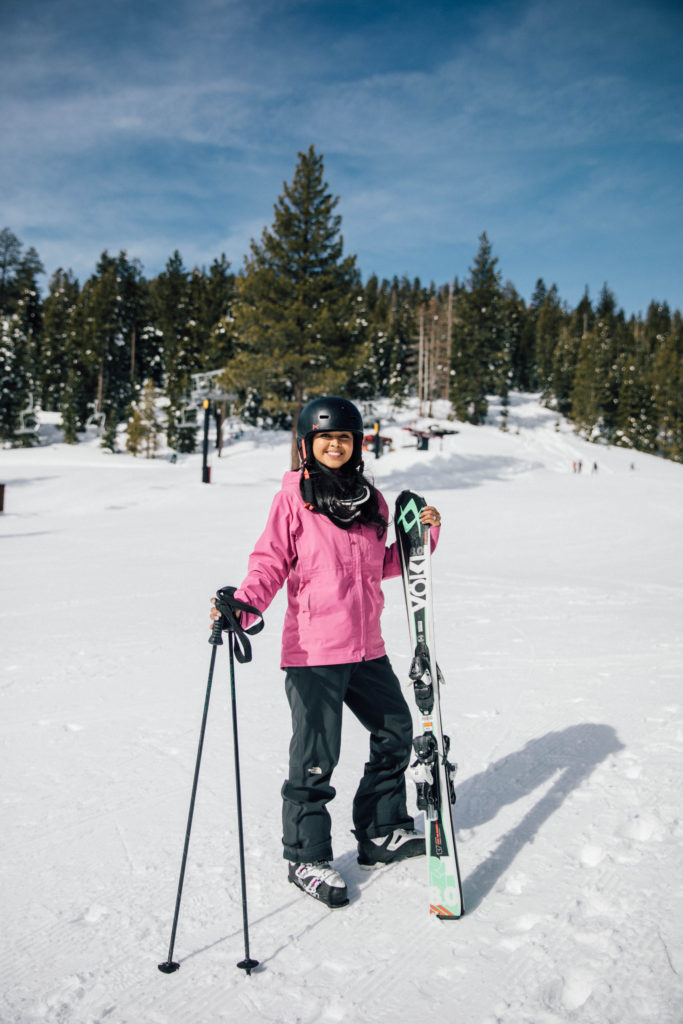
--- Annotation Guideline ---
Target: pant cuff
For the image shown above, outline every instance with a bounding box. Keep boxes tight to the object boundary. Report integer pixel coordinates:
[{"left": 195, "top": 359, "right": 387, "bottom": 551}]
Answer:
[
  {"left": 351, "top": 817, "right": 415, "bottom": 842},
  {"left": 283, "top": 840, "right": 334, "bottom": 863}
]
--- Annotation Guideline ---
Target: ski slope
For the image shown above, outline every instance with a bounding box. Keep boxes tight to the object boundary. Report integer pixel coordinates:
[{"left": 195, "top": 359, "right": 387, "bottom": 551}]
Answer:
[{"left": 1, "top": 393, "right": 682, "bottom": 1024}]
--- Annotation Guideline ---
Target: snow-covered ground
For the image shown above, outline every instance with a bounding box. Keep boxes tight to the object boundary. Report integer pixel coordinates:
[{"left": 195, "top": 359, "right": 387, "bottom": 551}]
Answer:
[{"left": 1, "top": 394, "right": 682, "bottom": 1024}]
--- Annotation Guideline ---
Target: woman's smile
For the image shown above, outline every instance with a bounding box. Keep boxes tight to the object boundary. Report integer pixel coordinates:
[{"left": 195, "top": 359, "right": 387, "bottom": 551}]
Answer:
[{"left": 312, "top": 430, "right": 354, "bottom": 469}]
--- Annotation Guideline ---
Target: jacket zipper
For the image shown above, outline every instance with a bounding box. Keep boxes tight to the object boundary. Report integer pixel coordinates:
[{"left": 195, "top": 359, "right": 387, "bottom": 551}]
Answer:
[{"left": 350, "top": 525, "right": 366, "bottom": 659}]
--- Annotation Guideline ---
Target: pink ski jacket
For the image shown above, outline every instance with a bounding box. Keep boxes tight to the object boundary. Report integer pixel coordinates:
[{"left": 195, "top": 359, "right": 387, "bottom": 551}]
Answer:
[{"left": 234, "top": 471, "right": 439, "bottom": 668}]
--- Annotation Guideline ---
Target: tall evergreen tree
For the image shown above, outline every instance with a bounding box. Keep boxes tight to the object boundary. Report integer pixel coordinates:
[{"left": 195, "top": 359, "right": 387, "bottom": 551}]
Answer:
[
  {"left": 0, "top": 311, "right": 35, "bottom": 443},
  {"left": 544, "top": 289, "right": 592, "bottom": 415},
  {"left": 224, "top": 145, "right": 361, "bottom": 463},
  {"left": 570, "top": 286, "right": 625, "bottom": 440},
  {"left": 40, "top": 269, "right": 80, "bottom": 412},
  {"left": 593, "top": 285, "right": 625, "bottom": 439},
  {"left": 150, "top": 251, "right": 202, "bottom": 452},
  {"left": 352, "top": 274, "right": 427, "bottom": 404},
  {"left": 0, "top": 228, "right": 23, "bottom": 315},
  {"left": 529, "top": 278, "right": 547, "bottom": 312},
  {"left": 569, "top": 332, "right": 601, "bottom": 438},
  {"left": 549, "top": 324, "right": 580, "bottom": 415},
  {"left": 614, "top": 316, "right": 657, "bottom": 452},
  {"left": 649, "top": 304, "right": 683, "bottom": 460},
  {"left": 346, "top": 274, "right": 383, "bottom": 402},
  {"left": 201, "top": 254, "right": 236, "bottom": 370},
  {"left": 70, "top": 252, "right": 150, "bottom": 449},
  {"left": 535, "top": 283, "right": 564, "bottom": 399},
  {"left": 387, "top": 276, "right": 422, "bottom": 400},
  {"left": 450, "top": 232, "right": 506, "bottom": 424},
  {"left": 0, "top": 246, "right": 44, "bottom": 444},
  {"left": 126, "top": 378, "right": 160, "bottom": 458},
  {"left": 57, "top": 288, "right": 90, "bottom": 443},
  {"left": 570, "top": 288, "right": 595, "bottom": 341},
  {"left": 0, "top": 316, "right": 22, "bottom": 441},
  {"left": 502, "top": 282, "right": 530, "bottom": 395}
]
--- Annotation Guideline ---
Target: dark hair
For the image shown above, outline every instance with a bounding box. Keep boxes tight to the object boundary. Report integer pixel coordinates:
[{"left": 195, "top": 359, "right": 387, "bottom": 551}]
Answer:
[{"left": 300, "top": 459, "right": 387, "bottom": 537}]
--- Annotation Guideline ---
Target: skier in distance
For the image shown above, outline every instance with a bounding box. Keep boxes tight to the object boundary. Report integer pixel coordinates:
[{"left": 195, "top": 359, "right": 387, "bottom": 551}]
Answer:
[{"left": 210, "top": 396, "right": 442, "bottom": 909}]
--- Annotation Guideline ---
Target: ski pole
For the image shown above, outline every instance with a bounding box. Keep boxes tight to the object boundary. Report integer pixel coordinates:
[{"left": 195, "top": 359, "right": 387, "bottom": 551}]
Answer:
[
  {"left": 158, "top": 589, "right": 263, "bottom": 975},
  {"left": 226, "top": 628, "right": 259, "bottom": 975},
  {"left": 158, "top": 617, "right": 223, "bottom": 975}
]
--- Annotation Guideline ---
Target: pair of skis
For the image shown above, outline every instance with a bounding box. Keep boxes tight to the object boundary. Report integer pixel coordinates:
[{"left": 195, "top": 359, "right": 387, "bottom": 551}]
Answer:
[{"left": 395, "top": 490, "right": 464, "bottom": 919}]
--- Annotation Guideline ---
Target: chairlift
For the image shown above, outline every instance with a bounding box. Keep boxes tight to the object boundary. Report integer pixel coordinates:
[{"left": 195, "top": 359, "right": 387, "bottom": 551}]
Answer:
[
  {"left": 16, "top": 393, "right": 39, "bottom": 438},
  {"left": 177, "top": 405, "right": 198, "bottom": 428},
  {"left": 85, "top": 407, "right": 106, "bottom": 433}
]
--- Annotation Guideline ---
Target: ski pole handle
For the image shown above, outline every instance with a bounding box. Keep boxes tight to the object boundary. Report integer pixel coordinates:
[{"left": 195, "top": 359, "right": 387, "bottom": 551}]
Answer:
[
  {"left": 211, "top": 587, "right": 264, "bottom": 663},
  {"left": 209, "top": 616, "right": 224, "bottom": 646}
]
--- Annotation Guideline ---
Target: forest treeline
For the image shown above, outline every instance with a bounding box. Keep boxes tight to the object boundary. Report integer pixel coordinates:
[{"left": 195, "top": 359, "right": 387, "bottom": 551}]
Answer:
[{"left": 1, "top": 146, "right": 681, "bottom": 461}]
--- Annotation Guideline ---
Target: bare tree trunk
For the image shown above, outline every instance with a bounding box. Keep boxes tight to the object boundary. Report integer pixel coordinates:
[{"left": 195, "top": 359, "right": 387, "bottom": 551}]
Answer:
[
  {"left": 96, "top": 363, "right": 104, "bottom": 416},
  {"left": 291, "top": 396, "right": 303, "bottom": 471},
  {"left": 130, "top": 327, "right": 136, "bottom": 385},
  {"left": 418, "top": 308, "right": 425, "bottom": 415}
]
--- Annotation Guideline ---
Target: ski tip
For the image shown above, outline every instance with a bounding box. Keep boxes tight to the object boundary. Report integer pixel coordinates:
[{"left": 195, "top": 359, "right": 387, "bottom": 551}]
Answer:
[{"left": 430, "top": 904, "right": 463, "bottom": 920}]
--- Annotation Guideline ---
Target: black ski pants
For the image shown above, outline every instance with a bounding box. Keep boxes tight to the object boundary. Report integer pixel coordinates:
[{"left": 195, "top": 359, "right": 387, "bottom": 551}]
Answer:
[{"left": 281, "top": 655, "right": 415, "bottom": 863}]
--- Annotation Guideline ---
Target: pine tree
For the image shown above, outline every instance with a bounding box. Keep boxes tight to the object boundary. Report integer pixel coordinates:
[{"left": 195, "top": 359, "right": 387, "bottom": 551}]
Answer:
[
  {"left": 68, "top": 252, "right": 151, "bottom": 448},
  {"left": 346, "top": 275, "right": 382, "bottom": 402},
  {"left": 0, "top": 316, "right": 18, "bottom": 441},
  {"left": 58, "top": 291, "right": 93, "bottom": 443},
  {"left": 125, "top": 404, "right": 145, "bottom": 457},
  {"left": 201, "top": 254, "right": 236, "bottom": 370},
  {"left": 507, "top": 283, "right": 535, "bottom": 391},
  {"left": 0, "top": 246, "right": 44, "bottom": 444},
  {"left": 387, "top": 276, "right": 422, "bottom": 401},
  {"left": 615, "top": 317, "right": 657, "bottom": 453},
  {"left": 535, "top": 284, "right": 564, "bottom": 399},
  {"left": 0, "top": 228, "right": 22, "bottom": 315},
  {"left": 226, "top": 145, "right": 361, "bottom": 464},
  {"left": 649, "top": 304, "right": 683, "bottom": 460},
  {"left": 530, "top": 278, "right": 547, "bottom": 312},
  {"left": 150, "top": 251, "right": 202, "bottom": 453},
  {"left": 502, "top": 282, "right": 529, "bottom": 395},
  {"left": 351, "top": 275, "right": 424, "bottom": 404},
  {"left": 569, "top": 286, "right": 625, "bottom": 440},
  {"left": 0, "top": 313, "right": 34, "bottom": 444},
  {"left": 450, "top": 233, "right": 506, "bottom": 424},
  {"left": 40, "top": 269, "right": 80, "bottom": 412},
  {"left": 593, "top": 285, "right": 625, "bottom": 440},
  {"left": 570, "top": 331, "right": 600, "bottom": 438},
  {"left": 570, "top": 289, "right": 595, "bottom": 341},
  {"left": 126, "top": 378, "right": 159, "bottom": 458},
  {"left": 550, "top": 325, "right": 580, "bottom": 415}
]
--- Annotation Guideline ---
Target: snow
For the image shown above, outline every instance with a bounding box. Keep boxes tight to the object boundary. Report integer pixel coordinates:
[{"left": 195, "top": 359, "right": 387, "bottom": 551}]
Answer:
[{"left": 1, "top": 393, "right": 682, "bottom": 1024}]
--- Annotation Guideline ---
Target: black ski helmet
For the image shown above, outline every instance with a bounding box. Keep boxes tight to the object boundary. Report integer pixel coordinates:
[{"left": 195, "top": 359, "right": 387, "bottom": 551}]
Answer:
[{"left": 296, "top": 396, "right": 364, "bottom": 468}]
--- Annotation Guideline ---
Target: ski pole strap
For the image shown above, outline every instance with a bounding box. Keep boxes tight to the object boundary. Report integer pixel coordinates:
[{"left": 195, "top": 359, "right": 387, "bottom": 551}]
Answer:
[{"left": 214, "top": 586, "right": 264, "bottom": 663}]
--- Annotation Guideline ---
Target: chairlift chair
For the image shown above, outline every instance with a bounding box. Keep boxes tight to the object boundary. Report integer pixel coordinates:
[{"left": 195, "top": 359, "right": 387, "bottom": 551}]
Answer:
[{"left": 16, "top": 393, "right": 39, "bottom": 438}]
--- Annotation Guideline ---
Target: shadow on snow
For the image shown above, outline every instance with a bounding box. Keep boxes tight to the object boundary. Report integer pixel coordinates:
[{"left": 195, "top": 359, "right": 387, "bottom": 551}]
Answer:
[{"left": 455, "top": 722, "right": 624, "bottom": 912}]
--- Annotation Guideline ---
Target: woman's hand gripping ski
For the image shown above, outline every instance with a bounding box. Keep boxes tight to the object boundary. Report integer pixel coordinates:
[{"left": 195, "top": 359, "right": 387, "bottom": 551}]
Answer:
[{"left": 420, "top": 505, "right": 441, "bottom": 528}]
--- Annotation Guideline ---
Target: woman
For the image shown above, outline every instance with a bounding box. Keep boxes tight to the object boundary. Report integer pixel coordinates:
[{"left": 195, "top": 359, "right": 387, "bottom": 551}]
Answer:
[{"left": 211, "top": 397, "right": 442, "bottom": 908}]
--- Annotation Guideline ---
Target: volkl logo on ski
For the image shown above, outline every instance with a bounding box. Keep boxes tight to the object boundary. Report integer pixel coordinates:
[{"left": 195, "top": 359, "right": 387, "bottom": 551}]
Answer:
[{"left": 407, "top": 553, "right": 428, "bottom": 612}]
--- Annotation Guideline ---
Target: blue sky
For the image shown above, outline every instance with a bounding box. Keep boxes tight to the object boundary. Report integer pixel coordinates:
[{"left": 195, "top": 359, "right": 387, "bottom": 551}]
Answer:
[{"left": 1, "top": 0, "right": 681, "bottom": 317}]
